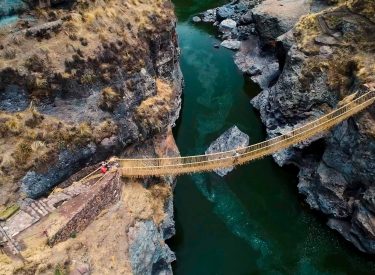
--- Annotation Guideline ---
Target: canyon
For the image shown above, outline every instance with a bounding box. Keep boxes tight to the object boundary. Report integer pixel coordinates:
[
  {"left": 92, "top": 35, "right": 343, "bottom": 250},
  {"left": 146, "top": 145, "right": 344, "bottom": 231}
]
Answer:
[{"left": 0, "top": 0, "right": 374, "bottom": 274}]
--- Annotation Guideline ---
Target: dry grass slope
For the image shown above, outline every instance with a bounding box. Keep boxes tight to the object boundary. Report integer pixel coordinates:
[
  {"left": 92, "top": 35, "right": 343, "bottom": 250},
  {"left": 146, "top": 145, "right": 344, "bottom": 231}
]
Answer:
[
  {"left": 295, "top": 0, "right": 375, "bottom": 97},
  {"left": 0, "top": 106, "right": 117, "bottom": 205},
  {"left": 135, "top": 79, "right": 175, "bottom": 133},
  {"left": 0, "top": 0, "right": 176, "bottom": 206}
]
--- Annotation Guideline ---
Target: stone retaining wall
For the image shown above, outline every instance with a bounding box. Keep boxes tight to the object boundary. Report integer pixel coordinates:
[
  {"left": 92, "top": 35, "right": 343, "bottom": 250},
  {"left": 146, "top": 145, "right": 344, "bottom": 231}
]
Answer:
[{"left": 47, "top": 172, "right": 122, "bottom": 246}]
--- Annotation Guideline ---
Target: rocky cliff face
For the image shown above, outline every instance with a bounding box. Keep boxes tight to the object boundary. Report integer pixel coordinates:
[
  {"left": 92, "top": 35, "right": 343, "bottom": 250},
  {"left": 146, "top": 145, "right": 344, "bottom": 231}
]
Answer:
[
  {"left": 0, "top": 0, "right": 182, "bottom": 202},
  {"left": 195, "top": 0, "right": 375, "bottom": 254},
  {"left": 252, "top": 0, "right": 375, "bottom": 254},
  {"left": 0, "top": 0, "right": 182, "bottom": 273},
  {"left": 0, "top": 130, "right": 179, "bottom": 275}
]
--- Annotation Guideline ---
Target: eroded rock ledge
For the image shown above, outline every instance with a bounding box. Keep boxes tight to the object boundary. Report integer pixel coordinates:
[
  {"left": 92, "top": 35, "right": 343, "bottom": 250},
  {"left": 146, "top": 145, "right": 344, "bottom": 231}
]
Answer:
[{"left": 195, "top": 0, "right": 375, "bottom": 254}]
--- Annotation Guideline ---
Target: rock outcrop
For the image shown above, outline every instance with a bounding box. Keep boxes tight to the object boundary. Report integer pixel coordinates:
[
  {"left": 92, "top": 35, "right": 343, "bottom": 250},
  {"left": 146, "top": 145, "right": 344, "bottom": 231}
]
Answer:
[
  {"left": 196, "top": 0, "right": 375, "bottom": 254},
  {"left": 221, "top": 39, "right": 242, "bottom": 50},
  {"left": 252, "top": 0, "right": 311, "bottom": 42},
  {"left": 205, "top": 126, "right": 249, "bottom": 177},
  {"left": 235, "top": 37, "right": 280, "bottom": 89}
]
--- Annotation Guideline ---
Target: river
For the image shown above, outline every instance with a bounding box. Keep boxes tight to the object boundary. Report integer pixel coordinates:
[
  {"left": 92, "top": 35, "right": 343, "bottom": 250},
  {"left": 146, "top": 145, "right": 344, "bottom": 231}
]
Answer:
[{"left": 168, "top": 0, "right": 375, "bottom": 274}]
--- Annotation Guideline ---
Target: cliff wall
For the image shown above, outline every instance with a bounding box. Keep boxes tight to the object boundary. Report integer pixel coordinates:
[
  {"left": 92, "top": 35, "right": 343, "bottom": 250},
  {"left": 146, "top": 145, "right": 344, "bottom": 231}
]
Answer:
[
  {"left": 196, "top": 0, "right": 375, "bottom": 254},
  {"left": 0, "top": 0, "right": 182, "bottom": 273},
  {"left": 0, "top": 0, "right": 182, "bottom": 203}
]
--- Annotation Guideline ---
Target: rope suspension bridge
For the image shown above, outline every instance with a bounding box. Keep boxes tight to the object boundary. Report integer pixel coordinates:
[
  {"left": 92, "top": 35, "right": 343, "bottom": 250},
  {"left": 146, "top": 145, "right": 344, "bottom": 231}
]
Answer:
[
  {"left": 87, "top": 89, "right": 375, "bottom": 179},
  {"left": 3, "top": 89, "right": 374, "bottom": 259}
]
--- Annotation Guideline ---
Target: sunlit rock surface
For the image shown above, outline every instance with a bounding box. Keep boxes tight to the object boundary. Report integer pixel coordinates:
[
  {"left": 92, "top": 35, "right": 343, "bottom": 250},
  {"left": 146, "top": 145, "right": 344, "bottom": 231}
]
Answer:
[{"left": 205, "top": 126, "right": 249, "bottom": 177}]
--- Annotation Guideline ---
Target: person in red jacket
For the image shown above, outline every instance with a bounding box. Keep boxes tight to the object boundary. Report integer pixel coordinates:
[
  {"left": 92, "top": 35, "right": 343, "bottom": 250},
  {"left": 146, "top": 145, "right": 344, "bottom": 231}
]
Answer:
[{"left": 100, "top": 161, "right": 108, "bottom": 174}]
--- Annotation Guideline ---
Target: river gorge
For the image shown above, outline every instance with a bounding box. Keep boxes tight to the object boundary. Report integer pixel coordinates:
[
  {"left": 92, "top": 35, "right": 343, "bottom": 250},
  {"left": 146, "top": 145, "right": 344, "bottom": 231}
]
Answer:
[
  {"left": 0, "top": 0, "right": 374, "bottom": 274},
  {"left": 169, "top": 0, "right": 375, "bottom": 274}
]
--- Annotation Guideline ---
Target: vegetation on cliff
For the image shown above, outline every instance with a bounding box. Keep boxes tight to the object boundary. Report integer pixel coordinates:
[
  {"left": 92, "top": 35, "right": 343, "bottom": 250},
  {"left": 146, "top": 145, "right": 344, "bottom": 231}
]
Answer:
[
  {"left": 0, "top": 0, "right": 179, "bottom": 206},
  {"left": 0, "top": 0, "right": 180, "bottom": 273},
  {"left": 0, "top": 106, "right": 117, "bottom": 203},
  {"left": 295, "top": 0, "right": 374, "bottom": 97}
]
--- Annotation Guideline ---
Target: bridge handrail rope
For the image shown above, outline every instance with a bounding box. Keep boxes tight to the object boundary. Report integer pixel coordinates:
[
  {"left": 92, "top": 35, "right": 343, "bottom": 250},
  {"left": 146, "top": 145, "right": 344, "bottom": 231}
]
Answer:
[
  {"left": 115, "top": 90, "right": 374, "bottom": 166},
  {"left": 76, "top": 166, "right": 102, "bottom": 184}
]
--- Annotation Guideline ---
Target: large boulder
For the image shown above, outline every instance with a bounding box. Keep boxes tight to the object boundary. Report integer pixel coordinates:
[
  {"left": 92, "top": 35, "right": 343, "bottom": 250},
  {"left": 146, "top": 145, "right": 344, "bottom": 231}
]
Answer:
[
  {"left": 0, "top": 0, "right": 27, "bottom": 17},
  {"left": 205, "top": 126, "right": 250, "bottom": 177},
  {"left": 198, "top": 9, "right": 216, "bottom": 23},
  {"left": 252, "top": 0, "right": 310, "bottom": 41},
  {"left": 235, "top": 37, "right": 280, "bottom": 89},
  {"left": 239, "top": 11, "right": 254, "bottom": 25},
  {"left": 216, "top": 6, "right": 235, "bottom": 21},
  {"left": 219, "top": 18, "right": 237, "bottom": 32},
  {"left": 21, "top": 144, "right": 98, "bottom": 199},
  {"left": 221, "top": 39, "right": 241, "bottom": 50}
]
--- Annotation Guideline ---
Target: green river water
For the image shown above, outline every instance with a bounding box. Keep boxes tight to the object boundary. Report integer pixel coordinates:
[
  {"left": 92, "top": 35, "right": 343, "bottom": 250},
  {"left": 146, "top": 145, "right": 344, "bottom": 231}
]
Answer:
[{"left": 169, "top": 0, "right": 375, "bottom": 274}]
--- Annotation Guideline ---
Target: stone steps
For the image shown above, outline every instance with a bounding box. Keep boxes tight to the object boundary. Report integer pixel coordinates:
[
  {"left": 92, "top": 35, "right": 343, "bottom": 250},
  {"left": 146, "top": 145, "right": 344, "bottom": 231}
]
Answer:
[
  {"left": 0, "top": 198, "right": 57, "bottom": 256},
  {"left": 0, "top": 173, "right": 107, "bottom": 253},
  {"left": 31, "top": 202, "right": 49, "bottom": 217},
  {"left": 0, "top": 179, "right": 94, "bottom": 257},
  {"left": 0, "top": 225, "right": 20, "bottom": 256},
  {"left": 0, "top": 225, "right": 7, "bottom": 244},
  {"left": 23, "top": 205, "right": 41, "bottom": 221},
  {"left": 22, "top": 200, "right": 56, "bottom": 221},
  {"left": 41, "top": 198, "right": 57, "bottom": 212}
]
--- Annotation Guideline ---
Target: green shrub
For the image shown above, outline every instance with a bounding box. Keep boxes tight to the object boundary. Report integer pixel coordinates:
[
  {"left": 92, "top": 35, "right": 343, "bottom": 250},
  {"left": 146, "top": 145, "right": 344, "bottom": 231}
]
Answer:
[
  {"left": 54, "top": 265, "right": 66, "bottom": 275},
  {"left": 0, "top": 204, "right": 20, "bottom": 221}
]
